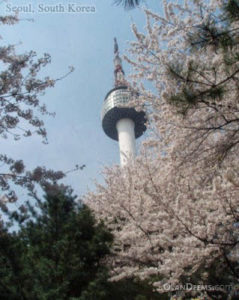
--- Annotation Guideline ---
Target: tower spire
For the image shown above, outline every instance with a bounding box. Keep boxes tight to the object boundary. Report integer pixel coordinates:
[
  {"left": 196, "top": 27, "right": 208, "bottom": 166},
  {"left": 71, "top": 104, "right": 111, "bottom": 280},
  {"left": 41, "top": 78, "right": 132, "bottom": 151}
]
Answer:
[
  {"left": 114, "top": 38, "right": 126, "bottom": 87},
  {"left": 101, "top": 39, "right": 147, "bottom": 166}
]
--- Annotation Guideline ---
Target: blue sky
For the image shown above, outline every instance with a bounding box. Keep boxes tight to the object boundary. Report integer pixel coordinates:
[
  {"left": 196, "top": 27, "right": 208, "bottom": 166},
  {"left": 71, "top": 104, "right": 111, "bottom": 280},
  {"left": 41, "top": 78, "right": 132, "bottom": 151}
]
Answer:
[{"left": 0, "top": 0, "right": 159, "bottom": 197}]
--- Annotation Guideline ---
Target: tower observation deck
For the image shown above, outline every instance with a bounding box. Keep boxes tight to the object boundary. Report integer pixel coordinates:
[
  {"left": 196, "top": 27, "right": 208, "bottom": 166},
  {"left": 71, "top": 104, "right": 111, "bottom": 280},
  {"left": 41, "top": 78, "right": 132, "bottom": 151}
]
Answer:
[{"left": 101, "top": 38, "right": 147, "bottom": 165}]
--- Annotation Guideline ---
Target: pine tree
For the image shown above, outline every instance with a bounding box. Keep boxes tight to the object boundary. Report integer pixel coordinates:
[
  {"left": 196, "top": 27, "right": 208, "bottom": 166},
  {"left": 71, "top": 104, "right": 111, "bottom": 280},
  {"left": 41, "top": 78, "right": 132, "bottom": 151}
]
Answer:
[
  {"left": 0, "top": 184, "right": 163, "bottom": 300},
  {"left": 0, "top": 185, "right": 113, "bottom": 299}
]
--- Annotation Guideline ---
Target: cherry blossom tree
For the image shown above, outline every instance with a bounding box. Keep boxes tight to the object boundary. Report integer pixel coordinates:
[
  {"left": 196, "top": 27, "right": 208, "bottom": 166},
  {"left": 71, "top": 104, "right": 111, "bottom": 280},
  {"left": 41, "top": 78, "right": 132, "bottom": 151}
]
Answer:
[
  {"left": 0, "top": 15, "right": 75, "bottom": 209},
  {"left": 86, "top": 0, "right": 239, "bottom": 297}
]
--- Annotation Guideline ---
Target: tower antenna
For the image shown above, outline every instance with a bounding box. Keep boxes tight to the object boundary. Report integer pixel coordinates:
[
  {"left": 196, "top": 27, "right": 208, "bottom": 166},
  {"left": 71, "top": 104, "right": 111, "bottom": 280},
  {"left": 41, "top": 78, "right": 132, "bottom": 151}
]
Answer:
[
  {"left": 113, "top": 37, "right": 126, "bottom": 87},
  {"left": 101, "top": 38, "right": 147, "bottom": 165}
]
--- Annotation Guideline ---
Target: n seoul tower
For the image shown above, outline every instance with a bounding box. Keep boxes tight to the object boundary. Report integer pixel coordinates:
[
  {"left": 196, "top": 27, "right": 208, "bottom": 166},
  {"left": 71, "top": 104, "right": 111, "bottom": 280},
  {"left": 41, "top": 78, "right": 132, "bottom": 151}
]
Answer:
[{"left": 101, "top": 38, "right": 146, "bottom": 166}]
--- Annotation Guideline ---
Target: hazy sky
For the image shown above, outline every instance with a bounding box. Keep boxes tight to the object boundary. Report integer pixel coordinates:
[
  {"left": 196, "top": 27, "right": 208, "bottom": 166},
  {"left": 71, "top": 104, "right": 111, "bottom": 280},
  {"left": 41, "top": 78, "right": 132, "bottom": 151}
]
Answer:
[{"left": 1, "top": 0, "right": 160, "bottom": 197}]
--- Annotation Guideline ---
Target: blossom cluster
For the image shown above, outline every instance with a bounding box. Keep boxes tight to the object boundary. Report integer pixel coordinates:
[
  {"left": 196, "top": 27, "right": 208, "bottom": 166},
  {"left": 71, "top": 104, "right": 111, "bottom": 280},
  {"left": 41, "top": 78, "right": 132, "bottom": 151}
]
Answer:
[{"left": 86, "top": 0, "right": 239, "bottom": 296}]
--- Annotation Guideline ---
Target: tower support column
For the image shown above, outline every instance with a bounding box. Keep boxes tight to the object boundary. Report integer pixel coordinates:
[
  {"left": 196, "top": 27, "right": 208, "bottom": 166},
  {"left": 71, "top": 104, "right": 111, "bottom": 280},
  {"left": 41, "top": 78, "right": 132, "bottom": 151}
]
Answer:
[{"left": 116, "top": 118, "right": 136, "bottom": 166}]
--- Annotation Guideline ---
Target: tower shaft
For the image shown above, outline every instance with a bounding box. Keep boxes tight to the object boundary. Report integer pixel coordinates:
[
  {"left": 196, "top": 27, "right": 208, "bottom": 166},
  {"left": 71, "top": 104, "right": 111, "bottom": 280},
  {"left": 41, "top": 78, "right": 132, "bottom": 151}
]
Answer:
[
  {"left": 101, "top": 39, "right": 146, "bottom": 166},
  {"left": 116, "top": 118, "right": 136, "bottom": 166}
]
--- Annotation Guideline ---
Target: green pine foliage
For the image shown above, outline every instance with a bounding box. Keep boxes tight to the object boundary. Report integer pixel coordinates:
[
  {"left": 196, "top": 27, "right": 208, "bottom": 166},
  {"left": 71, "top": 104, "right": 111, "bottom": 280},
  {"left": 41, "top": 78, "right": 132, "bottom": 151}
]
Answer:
[
  {"left": 0, "top": 185, "right": 165, "bottom": 300},
  {"left": 224, "top": 0, "right": 239, "bottom": 22},
  {"left": 0, "top": 186, "right": 113, "bottom": 300},
  {"left": 167, "top": 0, "right": 239, "bottom": 117},
  {"left": 114, "top": 0, "right": 141, "bottom": 9}
]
